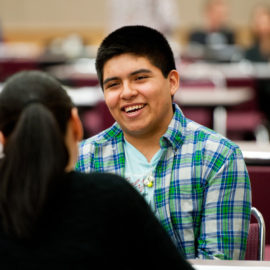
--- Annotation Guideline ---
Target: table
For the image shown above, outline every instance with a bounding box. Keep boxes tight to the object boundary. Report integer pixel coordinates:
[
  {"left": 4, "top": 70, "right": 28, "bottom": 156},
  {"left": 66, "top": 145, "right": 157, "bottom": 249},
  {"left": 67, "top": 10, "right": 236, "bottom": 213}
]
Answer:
[
  {"left": 174, "top": 87, "right": 253, "bottom": 107},
  {"left": 208, "top": 63, "right": 270, "bottom": 80},
  {"left": 0, "top": 42, "right": 68, "bottom": 81},
  {"left": 174, "top": 86, "right": 254, "bottom": 136},
  {"left": 65, "top": 86, "right": 103, "bottom": 107},
  {"left": 236, "top": 141, "right": 270, "bottom": 165},
  {"left": 0, "top": 83, "right": 104, "bottom": 108},
  {"left": 189, "top": 259, "right": 270, "bottom": 270},
  {"left": 46, "top": 58, "right": 99, "bottom": 86},
  {"left": 178, "top": 62, "right": 270, "bottom": 81}
]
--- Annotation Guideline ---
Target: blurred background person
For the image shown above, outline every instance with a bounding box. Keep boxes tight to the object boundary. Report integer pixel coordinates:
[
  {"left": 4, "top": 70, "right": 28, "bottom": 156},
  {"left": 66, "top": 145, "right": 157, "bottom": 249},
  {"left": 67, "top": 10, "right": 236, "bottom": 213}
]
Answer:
[
  {"left": 186, "top": 0, "right": 242, "bottom": 62},
  {"left": 244, "top": 4, "right": 270, "bottom": 131},
  {"left": 106, "top": 0, "right": 181, "bottom": 56},
  {"left": 189, "top": 0, "right": 235, "bottom": 47},
  {"left": 0, "top": 20, "right": 3, "bottom": 43},
  {"left": 245, "top": 4, "right": 270, "bottom": 62},
  {"left": 106, "top": 0, "right": 179, "bottom": 37}
]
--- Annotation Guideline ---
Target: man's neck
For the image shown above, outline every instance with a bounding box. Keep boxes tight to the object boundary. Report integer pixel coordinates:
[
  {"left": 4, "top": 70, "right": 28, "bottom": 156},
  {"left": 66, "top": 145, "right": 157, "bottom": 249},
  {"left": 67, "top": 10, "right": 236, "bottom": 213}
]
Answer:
[
  {"left": 123, "top": 104, "right": 174, "bottom": 162},
  {"left": 124, "top": 124, "right": 166, "bottom": 162},
  {"left": 124, "top": 132, "right": 162, "bottom": 162}
]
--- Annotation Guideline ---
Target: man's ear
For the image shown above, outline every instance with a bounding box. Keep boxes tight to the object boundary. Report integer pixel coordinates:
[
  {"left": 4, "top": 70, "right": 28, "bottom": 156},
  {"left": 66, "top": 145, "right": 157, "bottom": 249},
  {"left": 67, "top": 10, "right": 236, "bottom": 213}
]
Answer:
[
  {"left": 70, "top": 108, "right": 83, "bottom": 142},
  {"left": 0, "top": 131, "right": 5, "bottom": 145},
  {"left": 168, "top": 70, "right": 180, "bottom": 96}
]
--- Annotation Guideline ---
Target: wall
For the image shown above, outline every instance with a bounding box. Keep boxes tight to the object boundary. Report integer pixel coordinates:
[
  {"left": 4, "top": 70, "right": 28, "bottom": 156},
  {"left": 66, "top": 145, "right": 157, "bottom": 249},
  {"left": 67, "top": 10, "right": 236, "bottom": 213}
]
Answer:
[{"left": 0, "top": 0, "right": 270, "bottom": 46}]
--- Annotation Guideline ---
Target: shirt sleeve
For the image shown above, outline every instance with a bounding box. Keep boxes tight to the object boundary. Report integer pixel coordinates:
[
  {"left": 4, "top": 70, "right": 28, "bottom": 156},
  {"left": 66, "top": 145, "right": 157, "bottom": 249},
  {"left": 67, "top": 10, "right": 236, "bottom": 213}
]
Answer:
[
  {"left": 75, "top": 139, "right": 94, "bottom": 172},
  {"left": 197, "top": 146, "right": 251, "bottom": 259}
]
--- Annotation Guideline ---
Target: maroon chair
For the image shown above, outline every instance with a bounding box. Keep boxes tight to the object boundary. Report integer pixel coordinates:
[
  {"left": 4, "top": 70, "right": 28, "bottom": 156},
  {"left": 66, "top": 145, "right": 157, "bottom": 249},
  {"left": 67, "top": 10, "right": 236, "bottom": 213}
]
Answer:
[
  {"left": 247, "top": 166, "right": 270, "bottom": 245},
  {"left": 245, "top": 207, "right": 266, "bottom": 260},
  {"left": 80, "top": 101, "right": 115, "bottom": 138}
]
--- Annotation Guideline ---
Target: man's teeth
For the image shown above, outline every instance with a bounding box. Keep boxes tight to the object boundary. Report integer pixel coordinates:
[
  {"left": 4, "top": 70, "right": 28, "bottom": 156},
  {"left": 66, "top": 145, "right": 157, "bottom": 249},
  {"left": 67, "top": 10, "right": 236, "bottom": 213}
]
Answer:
[{"left": 125, "top": 104, "right": 144, "bottom": 113}]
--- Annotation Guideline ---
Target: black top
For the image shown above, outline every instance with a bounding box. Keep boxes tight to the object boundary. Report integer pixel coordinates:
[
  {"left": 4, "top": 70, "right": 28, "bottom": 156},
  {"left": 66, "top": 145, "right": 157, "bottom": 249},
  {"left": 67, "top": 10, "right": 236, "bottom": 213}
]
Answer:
[
  {"left": 0, "top": 171, "right": 194, "bottom": 269},
  {"left": 245, "top": 43, "right": 270, "bottom": 62},
  {"left": 189, "top": 28, "right": 235, "bottom": 46}
]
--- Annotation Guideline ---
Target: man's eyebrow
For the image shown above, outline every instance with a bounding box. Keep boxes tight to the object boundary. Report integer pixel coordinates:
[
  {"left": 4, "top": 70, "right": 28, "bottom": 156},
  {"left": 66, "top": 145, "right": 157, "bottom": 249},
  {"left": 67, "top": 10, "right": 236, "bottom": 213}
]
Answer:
[
  {"left": 103, "top": 69, "right": 152, "bottom": 85},
  {"left": 130, "top": 69, "right": 152, "bottom": 76},
  {"left": 103, "top": 76, "right": 119, "bottom": 86}
]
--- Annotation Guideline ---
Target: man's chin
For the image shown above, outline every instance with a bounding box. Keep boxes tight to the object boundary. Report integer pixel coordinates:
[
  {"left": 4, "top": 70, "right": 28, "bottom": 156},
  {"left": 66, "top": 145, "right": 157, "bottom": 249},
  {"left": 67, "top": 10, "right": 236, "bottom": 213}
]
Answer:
[{"left": 121, "top": 125, "right": 149, "bottom": 137}]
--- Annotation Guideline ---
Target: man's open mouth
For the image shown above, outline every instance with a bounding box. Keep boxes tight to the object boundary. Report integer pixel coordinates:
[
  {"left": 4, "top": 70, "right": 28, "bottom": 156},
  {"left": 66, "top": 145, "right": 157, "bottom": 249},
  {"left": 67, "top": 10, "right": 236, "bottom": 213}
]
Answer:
[{"left": 124, "top": 104, "right": 145, "bottom": 113}]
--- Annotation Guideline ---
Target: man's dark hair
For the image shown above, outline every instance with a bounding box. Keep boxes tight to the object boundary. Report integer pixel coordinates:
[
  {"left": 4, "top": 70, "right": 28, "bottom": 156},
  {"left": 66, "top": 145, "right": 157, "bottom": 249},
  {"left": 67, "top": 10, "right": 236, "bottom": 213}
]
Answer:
[{"left": 95, "top": 25, "right": 176, "bottom": 89}]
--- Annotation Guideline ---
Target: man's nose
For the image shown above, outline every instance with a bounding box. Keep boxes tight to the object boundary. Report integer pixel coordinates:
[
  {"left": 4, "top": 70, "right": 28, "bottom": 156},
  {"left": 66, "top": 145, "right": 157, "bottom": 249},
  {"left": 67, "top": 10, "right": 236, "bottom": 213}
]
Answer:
[{"left": 120, "top": 81, "right": 137, "bottom": 99}]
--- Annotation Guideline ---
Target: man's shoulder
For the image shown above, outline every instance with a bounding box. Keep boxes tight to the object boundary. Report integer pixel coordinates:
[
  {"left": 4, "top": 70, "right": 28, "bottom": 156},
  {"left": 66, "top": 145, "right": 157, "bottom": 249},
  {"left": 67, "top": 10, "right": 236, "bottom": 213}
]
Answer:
[
  {"left": 79, "top": 123, "right": 123, "bottom": 149},
  {"left": 185, "top": 119, "right": 240, "bottom": 154},
  {"left": 171, "top": 105, "right": 239, "bottom": 155},
  {"left": 76, "top": 124, "right": 124, "bottom": 172}
]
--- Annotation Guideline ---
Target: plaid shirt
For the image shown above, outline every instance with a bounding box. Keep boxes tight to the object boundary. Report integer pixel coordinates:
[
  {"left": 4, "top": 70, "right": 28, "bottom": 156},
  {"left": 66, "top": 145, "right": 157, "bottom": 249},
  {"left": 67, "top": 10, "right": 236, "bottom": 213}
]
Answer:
[{"left": 76, "top": 104, "right": 251, "bottom": 260}]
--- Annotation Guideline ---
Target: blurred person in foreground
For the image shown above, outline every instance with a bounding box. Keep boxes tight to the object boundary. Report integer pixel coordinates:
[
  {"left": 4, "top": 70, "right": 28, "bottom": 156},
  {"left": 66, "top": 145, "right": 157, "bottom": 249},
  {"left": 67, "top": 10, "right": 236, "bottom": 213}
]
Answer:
[
  {"left": 0, "top": 70, "right": 194, "bottom": 269},
  {"left": 76, "top": 25, "right": 251, "bottom": 260}
]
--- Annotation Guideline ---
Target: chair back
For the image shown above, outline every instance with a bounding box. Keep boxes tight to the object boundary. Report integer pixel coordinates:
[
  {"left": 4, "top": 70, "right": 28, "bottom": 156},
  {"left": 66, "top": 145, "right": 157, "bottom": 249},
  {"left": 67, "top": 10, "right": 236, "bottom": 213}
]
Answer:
[{"left": 245, "top": 207, "right": 266, "bottom": 260}]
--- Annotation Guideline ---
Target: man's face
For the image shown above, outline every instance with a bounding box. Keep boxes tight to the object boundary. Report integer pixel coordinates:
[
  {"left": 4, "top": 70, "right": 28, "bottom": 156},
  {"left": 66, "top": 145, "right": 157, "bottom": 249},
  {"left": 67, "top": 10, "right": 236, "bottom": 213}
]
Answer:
[{"left": 102, "top": 53, "right": 179, "bottom": 140}]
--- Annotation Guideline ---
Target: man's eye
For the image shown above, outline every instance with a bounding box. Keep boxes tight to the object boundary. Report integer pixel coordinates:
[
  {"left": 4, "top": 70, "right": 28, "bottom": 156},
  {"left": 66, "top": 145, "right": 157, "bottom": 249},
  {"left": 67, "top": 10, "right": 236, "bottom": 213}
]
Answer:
[
  {"left": 106, "top": 82, "right": 119, "bottom": 89},
  {"left": 135, "top": 75, "right": 148, "bottom": 80}
]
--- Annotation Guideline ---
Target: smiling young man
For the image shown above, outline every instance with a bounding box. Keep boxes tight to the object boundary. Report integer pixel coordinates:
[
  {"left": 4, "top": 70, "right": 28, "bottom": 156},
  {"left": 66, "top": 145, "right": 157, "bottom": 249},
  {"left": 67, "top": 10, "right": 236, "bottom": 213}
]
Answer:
[{"left": 76, "top": 25, "right": 251, "bottom": 260}]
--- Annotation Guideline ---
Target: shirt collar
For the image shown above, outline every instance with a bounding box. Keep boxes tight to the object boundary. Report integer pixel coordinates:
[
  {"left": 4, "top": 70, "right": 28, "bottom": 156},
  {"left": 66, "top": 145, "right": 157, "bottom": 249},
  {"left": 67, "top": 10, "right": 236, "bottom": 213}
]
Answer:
[
  {"left": 96, "top": 103, "right": 186, "bottom": 150},
  {"left": 160, "top": 103, "right": 186, "bottom": 150}
]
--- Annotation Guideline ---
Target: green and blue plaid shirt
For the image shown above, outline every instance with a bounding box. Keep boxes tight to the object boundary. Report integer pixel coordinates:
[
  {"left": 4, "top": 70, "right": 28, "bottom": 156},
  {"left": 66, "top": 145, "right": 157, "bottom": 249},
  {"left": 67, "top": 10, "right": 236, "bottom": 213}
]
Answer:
[{"left": 76, "top": 104, "right": 251, "bottom": 260}]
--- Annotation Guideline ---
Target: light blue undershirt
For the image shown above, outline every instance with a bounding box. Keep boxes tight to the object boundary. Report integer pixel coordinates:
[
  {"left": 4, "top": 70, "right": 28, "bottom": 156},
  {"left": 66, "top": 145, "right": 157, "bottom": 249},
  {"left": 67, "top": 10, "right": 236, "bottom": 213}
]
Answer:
[{"left": 124, "top": 139, "right": 163, "bottom": 213}]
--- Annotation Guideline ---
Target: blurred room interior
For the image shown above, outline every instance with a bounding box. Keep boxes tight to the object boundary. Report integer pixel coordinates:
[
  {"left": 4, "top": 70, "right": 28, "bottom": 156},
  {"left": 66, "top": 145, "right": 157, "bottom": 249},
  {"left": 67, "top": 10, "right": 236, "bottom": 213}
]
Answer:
[{"left": 1, "top": 0, "right": 270, "bottom": 261}]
